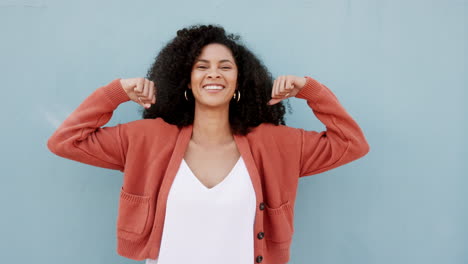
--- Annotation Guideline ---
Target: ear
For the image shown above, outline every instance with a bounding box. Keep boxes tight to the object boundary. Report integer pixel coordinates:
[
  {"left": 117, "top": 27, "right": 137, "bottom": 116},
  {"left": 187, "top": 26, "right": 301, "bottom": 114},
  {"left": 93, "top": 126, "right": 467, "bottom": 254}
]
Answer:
[{"left": 188, "top": 83, "right": 191, "bottom": 89}]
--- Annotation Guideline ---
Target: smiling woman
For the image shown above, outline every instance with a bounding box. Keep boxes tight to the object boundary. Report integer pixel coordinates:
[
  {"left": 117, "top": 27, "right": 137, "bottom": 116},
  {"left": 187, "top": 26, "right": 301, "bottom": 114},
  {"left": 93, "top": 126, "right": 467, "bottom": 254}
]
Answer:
[
  {"left": 46, "top": 24, "right": 370, "bottom": 264},
  {"left": 142, "top": 24, "right": 288, "bottom": 136},
  {"left": 188, "top": 43, "right": 239, "bottom": 109}
]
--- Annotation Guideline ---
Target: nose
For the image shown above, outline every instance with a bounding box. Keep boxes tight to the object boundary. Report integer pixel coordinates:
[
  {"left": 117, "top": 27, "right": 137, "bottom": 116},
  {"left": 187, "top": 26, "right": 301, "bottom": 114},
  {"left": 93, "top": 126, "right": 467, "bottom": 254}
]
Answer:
[{"left": 207, "top": 68, "right": 221, "bottom": 79}]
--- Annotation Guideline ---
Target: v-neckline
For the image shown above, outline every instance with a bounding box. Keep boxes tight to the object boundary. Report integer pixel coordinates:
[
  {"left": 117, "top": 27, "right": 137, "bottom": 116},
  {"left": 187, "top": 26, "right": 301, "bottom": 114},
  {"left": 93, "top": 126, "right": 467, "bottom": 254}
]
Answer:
[{"left": 182, "top": 157, "right": 242, "bottom": 191}]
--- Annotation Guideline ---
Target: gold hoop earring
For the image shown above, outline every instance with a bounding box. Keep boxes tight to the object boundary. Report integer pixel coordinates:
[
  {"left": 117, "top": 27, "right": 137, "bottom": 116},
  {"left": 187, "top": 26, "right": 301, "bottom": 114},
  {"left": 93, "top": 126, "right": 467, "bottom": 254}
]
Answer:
[{"left": 234, "top": 90, "right": 240, "bottom": 102}]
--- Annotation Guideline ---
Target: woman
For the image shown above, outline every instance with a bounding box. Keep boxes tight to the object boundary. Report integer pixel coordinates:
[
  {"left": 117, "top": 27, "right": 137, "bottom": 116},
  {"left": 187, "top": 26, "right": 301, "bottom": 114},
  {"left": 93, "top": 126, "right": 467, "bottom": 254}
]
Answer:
[{"left": 47, "top": 24, "right": 370, "bottom": 264}]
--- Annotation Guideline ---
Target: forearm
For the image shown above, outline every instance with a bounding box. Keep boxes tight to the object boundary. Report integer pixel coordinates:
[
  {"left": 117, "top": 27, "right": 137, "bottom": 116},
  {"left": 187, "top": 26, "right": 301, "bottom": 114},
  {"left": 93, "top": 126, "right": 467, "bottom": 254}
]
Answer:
[
  {"left": 297, "top": 77, "right": 370, "bottom": 176},
  {"left": 47, "top": 79, "right": 131, "bottom": 170}
]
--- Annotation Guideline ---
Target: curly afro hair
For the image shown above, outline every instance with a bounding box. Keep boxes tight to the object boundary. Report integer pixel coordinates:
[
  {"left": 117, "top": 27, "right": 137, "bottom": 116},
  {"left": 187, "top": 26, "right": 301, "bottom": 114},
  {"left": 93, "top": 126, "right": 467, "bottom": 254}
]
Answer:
[{"left": 142, "top": 24, "right": 291, "bottom": 135}]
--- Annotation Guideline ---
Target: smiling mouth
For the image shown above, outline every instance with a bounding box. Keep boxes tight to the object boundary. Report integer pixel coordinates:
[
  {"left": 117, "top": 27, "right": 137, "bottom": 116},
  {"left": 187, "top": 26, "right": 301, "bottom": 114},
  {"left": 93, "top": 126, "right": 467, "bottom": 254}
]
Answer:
[{"left": 202, "top": 85, "right": 225, "bottom": 91}]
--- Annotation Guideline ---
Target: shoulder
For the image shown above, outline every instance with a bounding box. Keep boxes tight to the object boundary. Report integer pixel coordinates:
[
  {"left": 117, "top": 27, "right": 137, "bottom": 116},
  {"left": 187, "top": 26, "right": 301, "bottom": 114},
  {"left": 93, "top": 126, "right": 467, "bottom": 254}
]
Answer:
[
  {"left": 249, "top": 122, "right": 302, "bottom": 135},
  {"left": 246, "top": 122, "right": 303, "bottom": 144},
  {"left": 120, "top": 117, "right": 180, "bottom": 135}
]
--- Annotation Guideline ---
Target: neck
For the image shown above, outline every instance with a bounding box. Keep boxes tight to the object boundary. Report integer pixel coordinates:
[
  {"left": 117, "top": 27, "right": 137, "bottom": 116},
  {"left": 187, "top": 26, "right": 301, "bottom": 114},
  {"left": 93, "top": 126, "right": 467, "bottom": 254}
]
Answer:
[{"left": 191, "top": 104, "right": 233, "bottom": 146}]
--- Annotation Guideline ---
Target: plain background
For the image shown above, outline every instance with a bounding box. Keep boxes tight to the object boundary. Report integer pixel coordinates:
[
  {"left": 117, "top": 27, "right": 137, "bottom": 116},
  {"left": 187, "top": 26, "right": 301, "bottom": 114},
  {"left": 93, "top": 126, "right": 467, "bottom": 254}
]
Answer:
[{"left": 1, "top": 0, "right": 466, "bottom": 263}]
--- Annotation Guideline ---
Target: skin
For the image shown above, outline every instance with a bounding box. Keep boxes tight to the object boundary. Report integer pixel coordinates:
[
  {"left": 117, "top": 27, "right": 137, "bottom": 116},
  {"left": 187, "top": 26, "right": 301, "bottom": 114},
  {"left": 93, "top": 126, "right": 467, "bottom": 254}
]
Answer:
[
  {"left": 187, "top": 43, "right": 239, "bottom": 147},
  {"left": 119, "top": 43, "right": 307, "bottom": 188}
]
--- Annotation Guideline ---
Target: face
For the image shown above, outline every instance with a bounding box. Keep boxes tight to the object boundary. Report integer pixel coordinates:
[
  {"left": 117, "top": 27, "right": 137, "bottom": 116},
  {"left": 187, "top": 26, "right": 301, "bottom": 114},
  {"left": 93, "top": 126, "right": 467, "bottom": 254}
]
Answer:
[{"left": 188, "top": 43, "right": 238, "bottom": 108}]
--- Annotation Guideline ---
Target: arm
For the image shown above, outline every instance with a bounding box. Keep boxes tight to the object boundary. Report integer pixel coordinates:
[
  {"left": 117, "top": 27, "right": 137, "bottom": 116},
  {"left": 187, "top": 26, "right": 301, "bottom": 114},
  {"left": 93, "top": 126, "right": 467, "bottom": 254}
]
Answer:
[
  {"left": 46, "top": 79, "right": 131, "bottom": 172},
  {"left": 296, "top": 76, "right": 370, "bottom": 177}
]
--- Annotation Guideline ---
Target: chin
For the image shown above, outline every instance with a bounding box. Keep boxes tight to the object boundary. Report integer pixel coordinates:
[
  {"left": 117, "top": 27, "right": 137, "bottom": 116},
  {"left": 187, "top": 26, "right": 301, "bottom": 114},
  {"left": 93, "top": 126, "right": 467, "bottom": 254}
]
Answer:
[{"left": 196, "top": 98, "right": 231, "bottom": 108}]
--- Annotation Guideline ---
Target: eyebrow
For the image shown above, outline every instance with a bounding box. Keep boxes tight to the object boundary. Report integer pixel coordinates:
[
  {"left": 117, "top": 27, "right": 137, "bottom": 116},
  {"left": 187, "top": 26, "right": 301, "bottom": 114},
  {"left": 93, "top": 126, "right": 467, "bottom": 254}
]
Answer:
[{"left": 195, "top": 59, "right": 233, "bottom": 64}]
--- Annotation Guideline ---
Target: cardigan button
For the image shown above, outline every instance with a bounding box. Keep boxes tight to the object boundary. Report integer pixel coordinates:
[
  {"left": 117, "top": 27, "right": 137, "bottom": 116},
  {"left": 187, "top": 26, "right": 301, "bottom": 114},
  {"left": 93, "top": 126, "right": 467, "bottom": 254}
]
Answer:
[
  {"left": 256, "top": 255, "right": 263, "bottom": 263},
  {"left": 259, "top": 202, "right": 265, "bottom": 210},
  {"left": 257, "top": 232, "right": 264, "bottom": 239}
]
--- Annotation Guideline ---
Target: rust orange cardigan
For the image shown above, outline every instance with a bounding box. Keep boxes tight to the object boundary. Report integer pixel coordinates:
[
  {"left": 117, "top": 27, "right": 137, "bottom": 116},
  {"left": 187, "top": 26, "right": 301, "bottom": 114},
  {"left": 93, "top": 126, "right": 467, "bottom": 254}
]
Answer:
[{"left": 47, "top": 76, "right": 370, "bottom": 264}]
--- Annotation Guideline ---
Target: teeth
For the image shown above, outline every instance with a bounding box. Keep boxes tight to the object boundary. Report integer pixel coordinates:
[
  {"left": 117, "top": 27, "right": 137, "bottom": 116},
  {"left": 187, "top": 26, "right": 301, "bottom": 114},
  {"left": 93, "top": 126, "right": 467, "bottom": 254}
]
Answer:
[{"left": 203, "top": 85, "right": 224, "bottom": 90}]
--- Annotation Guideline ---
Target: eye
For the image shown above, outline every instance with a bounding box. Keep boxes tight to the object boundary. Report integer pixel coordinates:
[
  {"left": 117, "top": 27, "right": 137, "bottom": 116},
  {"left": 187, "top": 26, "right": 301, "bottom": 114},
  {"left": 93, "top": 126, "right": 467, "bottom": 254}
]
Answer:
[
  {"left": 221, "top": 67, "right": 231, "bottom": 69},
  {"left": 197, "top": 66, "right": 207, "bottom": 69}
]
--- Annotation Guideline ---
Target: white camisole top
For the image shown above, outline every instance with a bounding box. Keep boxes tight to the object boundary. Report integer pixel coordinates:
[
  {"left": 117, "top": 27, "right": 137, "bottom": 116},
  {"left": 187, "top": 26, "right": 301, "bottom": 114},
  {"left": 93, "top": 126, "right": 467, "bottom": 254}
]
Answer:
[{"left": 145, "top": 156, "right": 256, "bottom": 264}]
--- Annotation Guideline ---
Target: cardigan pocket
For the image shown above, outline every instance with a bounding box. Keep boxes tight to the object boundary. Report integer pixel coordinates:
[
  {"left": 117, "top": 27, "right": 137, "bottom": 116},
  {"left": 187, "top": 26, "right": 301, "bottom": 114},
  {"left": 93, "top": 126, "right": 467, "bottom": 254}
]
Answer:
[
  {"left": 264, "top": 200, "right": 294, "bottom": 243},
  {"left": 116, "top": 186, "right": 151, "bottom": 236}
]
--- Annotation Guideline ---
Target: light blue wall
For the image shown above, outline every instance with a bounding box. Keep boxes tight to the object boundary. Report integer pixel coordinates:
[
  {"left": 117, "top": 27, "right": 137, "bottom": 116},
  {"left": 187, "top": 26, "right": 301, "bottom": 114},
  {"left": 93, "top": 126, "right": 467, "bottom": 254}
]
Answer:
[{"left": 1, "top": 0, "right": 466, "bottom": 263}]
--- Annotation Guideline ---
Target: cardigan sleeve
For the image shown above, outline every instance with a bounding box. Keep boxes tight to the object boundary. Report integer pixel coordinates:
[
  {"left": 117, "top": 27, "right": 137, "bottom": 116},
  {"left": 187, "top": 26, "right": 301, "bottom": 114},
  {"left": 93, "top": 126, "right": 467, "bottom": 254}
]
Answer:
[
  {"left": 46, "top": 79, "right": 131, "bottom": 172},
  {"left": 295, "top": 76, "right": 370, "bottom": 177}
]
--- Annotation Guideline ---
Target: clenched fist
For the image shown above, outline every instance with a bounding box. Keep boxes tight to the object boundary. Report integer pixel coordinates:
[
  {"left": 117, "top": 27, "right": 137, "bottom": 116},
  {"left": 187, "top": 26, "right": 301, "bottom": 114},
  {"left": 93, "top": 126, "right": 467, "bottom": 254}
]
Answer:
[
  {"left": 268, "top": 75, "right": 307, "bottom": 105},
  {"left": 120, "top": 78, "right": 156, "bottom": 109}
]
